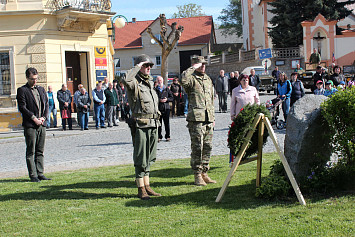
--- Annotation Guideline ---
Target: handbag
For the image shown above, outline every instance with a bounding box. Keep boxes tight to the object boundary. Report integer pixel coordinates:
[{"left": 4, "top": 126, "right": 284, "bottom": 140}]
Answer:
[{"left": 61, "top": 108, "right": 71, "bottom": 119}]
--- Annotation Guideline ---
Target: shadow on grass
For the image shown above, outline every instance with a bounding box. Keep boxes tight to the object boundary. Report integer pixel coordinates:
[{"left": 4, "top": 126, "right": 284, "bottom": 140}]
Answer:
[
  {"left": 122, "top": 166, "right": 223, "bottom": 179},
  {"left": 125, "top": 180, "right": 294, "bottom": 210},
  {"left": 0, "top": 179, "right": 29, "bottom": 183},
  {"left": 0, "top": 180, "right": 187, "bottom": 201}
]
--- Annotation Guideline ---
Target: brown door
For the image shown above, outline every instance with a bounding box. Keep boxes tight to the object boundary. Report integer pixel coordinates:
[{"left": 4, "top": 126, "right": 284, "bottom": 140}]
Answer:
[{"left": 65, "top": 51, "right": 82, "bottom": 112}]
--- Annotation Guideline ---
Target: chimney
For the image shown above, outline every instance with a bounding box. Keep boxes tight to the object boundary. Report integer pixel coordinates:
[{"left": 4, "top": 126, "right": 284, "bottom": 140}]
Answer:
[{"left": 132, "top": 18, "right": 136, "bottom": 23}]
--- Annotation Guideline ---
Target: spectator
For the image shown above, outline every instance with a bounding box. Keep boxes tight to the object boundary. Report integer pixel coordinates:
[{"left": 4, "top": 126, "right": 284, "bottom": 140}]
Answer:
[
  {"left": 16, "top": 67, "right": 51, "bottom": 182},
  {"left": 290, "top": 72, "right": 305, "bottom": 106},
  {"left": 347, "top": 77, "right": 355, "bottom": 88},
  {"left": 92, "top": 81, "right": 106, "bottom": 129},
  {"left": 57, "top": 84, "right": 73, "bottom": 131},
  {"left": 272, "top": 66, "right": 281, "bottom": 81},
  {"left": 118, "top": 81, "right": 129, "bottom": 121},
  {"left": 329, "top": 66, "right": 345, "bottom": 87},
  {"left": 309, "top": 48, "right": 321, "bottom": 68},
  {"left": 183, "top": 87, "right": 188, "bottom": 117},
  {"left": 104, "top": 82, "right": 119, "bottom": 127},
  {"left": 101, "top": 77, "right": 109, "bottom": 90},
  {"left": 73, "top": 84, "right": 83, "bottom": 127},
  {"left": 249, "top": 69, "right": 261, "bottom": 91},
  {"left": 324, "top": 81, "right": 338, "bottom": 97},
  {"left": 228, "top": 71, "right": 239, "bottom": 96},
  {"left": 113, "top": 79, "right": 121, "bottom": 122},
  {"left": 230, "top": 74, "right": 260, "bottom": 120},
  {"left": 277, "top": 72, "right": 292, "bottom": 122},
  {"left": 216, "top": 69, "right": 229, "bottom": 113},
  {"left": 155, "top": 76, "right": 173, "bottom": 142},
  {"left": 46, "top": 85, "right": 57, "bottom": 129},
  {"left": 77, "top": 87, "right": 91, "bottom": 130},
  {"left": 312, "top": 66, "right": 324, "bottom": 92},
  {"left": 294, "top": 64, "right": 304, "bottom": 73},
  {"left": 170, "top": 77, "right": 183, "bottom": 117},
  {"left": 314, "top": 80, "right": 325, "bottom": 95}
]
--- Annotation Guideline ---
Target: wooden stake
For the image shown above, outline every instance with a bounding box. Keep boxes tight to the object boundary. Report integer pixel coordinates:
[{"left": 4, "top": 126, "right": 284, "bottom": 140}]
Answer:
[
  {"left": 263, "top": 117, "right": 306, "bottom": 206},
  {"left": 256, "top": 115, "right": 265, "bottom": 187},
  {"left": 215, "top": 114, "right": 262, "bottom": 203}
]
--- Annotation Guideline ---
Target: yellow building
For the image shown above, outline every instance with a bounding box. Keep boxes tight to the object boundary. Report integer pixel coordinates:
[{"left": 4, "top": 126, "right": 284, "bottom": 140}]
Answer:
[{"left": 0, "top": 0, "right": 115, "bottom": 131}]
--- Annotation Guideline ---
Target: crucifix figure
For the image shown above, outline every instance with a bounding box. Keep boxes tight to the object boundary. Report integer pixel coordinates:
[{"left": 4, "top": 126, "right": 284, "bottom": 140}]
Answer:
[{"left": 313, "top": 32, "right": 325, "bottom": 56}]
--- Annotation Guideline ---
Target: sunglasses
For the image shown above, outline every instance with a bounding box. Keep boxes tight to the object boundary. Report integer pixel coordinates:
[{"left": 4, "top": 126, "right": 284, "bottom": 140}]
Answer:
[
  {"left": 143, "top": 63, "right": 153, "bottom": 68},
  {"left": 28, "top": 77, "right": 38, "bottom": 81}
]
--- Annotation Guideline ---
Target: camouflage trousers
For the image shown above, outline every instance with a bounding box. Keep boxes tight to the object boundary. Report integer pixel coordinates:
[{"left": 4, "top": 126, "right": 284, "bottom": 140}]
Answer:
[
  {"left": 187, "top": 121, "right": 213, "bottom": 174},
  {"left": 133, "top": 127, "right": 158, "bottom": 178}
]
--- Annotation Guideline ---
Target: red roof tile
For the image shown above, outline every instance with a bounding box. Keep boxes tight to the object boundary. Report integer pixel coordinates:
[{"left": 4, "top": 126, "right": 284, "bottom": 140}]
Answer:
[{"left": 114, "top": 16, "right": 214, "bottom": 49}]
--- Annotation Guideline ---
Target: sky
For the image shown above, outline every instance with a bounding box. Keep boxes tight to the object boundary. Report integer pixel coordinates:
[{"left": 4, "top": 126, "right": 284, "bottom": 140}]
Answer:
[{"left": 111, "top": 0, "right": 231, "bottom": 24}]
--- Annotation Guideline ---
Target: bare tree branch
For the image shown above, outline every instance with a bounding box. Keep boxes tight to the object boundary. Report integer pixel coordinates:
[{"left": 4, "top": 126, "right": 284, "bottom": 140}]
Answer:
[
  {"left": 147, "top": 27, "right": 164, "bottom": 49},
  {"left": 167, "top": 22, "right": 177, "bottom": 41}
]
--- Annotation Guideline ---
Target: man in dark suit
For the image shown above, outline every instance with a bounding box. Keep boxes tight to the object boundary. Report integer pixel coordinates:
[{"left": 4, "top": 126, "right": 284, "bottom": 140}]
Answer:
[{"left": 16, "top": 68, "right": 51, "bottom": 182}]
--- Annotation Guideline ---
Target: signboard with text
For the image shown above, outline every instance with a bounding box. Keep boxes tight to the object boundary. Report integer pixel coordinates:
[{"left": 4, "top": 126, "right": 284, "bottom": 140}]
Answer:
[
  {"left": 258, "top": 48, "right": 272, "bottom": 59},
  {"left": 96, "top": 70, "right": 107, "bottom": 81},
  {"left": 95, "top": 58, "right": 107, "bottom": 69}
]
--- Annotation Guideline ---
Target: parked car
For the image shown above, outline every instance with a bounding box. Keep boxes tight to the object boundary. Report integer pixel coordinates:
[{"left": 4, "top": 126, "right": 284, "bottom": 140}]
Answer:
[
  {"left": 299, "top": 70, "right": 315, "bottom": 89},
  {"left": 241, "top": 66, "right": 275, "bottom": 93},
  {"left": 343, "top": 65, "right": 355, "bottom": 83}
]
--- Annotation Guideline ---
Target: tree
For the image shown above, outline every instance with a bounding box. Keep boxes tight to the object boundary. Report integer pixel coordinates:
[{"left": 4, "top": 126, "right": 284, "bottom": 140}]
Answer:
[
  {"left": 171, "top": 3, "right": 205, "bottom": 18},
  {"left": 147, "top": 14, "right": 184, "bottom": 84},
  {"left": 268, "top": 0, "right": 355, "bottom": 48},
  {"left": 218, "top": 0, "right": 243, "bottom": 37}
]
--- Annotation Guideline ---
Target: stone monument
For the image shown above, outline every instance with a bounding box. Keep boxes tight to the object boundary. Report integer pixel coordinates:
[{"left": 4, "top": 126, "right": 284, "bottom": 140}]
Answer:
[{"left": 284, "top": 95, "right": 332, "bottom": 178}]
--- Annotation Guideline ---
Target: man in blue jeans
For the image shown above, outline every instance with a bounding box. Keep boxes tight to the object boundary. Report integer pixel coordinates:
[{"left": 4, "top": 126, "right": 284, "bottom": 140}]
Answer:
[
  {"left": 46, "top": 85, "right": 57, "bottom": 128},
  {"left": 92, "top": 81, "right": 106, "bottom": 129}
]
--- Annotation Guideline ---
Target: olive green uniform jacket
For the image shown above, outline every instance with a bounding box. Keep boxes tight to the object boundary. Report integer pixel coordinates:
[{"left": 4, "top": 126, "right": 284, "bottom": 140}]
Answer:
[
  {"left": 121, "top": 65, "right": 160, "bottom": 128},
  {"left": 180, "top": 66, "right": 215, "bottom": 122}
]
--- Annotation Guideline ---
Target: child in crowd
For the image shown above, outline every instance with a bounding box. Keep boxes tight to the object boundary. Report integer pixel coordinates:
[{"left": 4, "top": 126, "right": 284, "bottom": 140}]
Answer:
[
  {"left": 324, "top": 81, "right": 338, "bottom": 97},
  {"left": 348, "top": 78, "right": 355, "bottom": 88},
  {"left": 314, "top": 80, "right": 325, "bottom": 95}
]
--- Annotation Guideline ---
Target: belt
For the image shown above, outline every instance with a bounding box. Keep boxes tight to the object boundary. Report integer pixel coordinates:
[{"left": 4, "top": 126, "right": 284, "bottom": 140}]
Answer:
[{"left": 132, "top": 113, "right": 159, "bottom": 119}]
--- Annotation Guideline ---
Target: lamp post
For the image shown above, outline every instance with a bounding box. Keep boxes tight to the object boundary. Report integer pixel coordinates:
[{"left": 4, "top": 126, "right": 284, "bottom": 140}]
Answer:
[{"left": 108, "top": 14, "right": 128, "bottom": 43}]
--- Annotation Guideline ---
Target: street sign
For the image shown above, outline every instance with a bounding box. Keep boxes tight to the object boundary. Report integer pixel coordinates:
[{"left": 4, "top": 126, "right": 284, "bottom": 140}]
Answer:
[
  {"left": 96, "top": 70, "right": 107, "bottom": 81},
  {"left": 262, "top": 58, "right": 272, "bottom": 69},
  {"left": 258, "top": 48, "right": 272, "bottom": 59}
]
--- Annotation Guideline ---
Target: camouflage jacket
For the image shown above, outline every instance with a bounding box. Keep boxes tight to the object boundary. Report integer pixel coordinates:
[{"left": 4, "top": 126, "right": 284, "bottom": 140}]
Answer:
[
  {"left": 121, "top": 65, "right": 160, "bottom": 128},
  {"left": 180, "top": 66, "right": 215, "bottom": 122}
]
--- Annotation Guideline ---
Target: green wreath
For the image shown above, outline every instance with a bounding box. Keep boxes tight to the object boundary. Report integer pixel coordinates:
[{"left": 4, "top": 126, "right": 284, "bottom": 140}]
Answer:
[{"left": 228, "top": 104, "right": 271, "bottom": 159}]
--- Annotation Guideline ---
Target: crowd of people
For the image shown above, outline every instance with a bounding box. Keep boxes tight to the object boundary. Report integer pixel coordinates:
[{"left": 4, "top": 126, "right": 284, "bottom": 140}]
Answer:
[{"left": 16, "top": 55, "right": 353, "bottom": 200}]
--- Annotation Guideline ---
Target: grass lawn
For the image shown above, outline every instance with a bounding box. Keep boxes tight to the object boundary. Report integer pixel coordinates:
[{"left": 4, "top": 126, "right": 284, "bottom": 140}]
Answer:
[{"left": 0, "top": 153, "right": 354, "bottom": 236}]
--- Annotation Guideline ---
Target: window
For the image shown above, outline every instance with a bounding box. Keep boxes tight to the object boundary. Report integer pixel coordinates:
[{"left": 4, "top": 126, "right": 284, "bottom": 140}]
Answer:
[
  {"left": 114, "top": 58, "right": 120, "bottom": 68},
  {"left": 152, "top": 34, "right": 163, "bottom": 44},
  {"left": 132, "top": 57, "right": 138, "bottom": 67},
  {"left": 155, "top": 56, "right": 161, "bottom": 66},
  {"left": 0, "top": 52, "right": 11, "bottom": 96}
]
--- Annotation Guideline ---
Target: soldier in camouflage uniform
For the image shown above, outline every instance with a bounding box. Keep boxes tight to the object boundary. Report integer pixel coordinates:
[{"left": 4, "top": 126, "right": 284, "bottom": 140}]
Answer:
[
  {"left": 121, "top": 54, "right": 161, "bottom": 200},
  {"left": 180, "top": 55, "right": 216, "bottom": 186}
]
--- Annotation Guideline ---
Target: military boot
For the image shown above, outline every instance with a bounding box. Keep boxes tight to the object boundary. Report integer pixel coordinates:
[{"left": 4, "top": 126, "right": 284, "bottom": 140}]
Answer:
[
  {"left": 143, "top": 176, "right": 162, "bottom": 196},
  {"left": 136, "top": 178, "right": 150, "bottom": 200},
  {"left": 202, "top": 173, "right": 217, "bottom": 184},
  {"left": 194, "top": 173, "right": 207, "bottom": 186}
]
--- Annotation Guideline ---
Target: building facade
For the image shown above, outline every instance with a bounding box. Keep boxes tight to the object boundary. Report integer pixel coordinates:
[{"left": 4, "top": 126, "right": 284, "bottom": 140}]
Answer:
[
  {"left": 0, "top": 0, "right": 115, "bottom": 130},
  {"left": 241, "top": 0, "right": 355, "bottom": 67},
  {"left": 113, "top": 16, "right": 215, "bottom": 78}
]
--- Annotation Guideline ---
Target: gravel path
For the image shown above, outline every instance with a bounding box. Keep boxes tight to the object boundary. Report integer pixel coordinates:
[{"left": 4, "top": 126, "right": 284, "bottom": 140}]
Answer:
[{"left": 0, "top": 93, "right": 284, "bottom": 178}]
